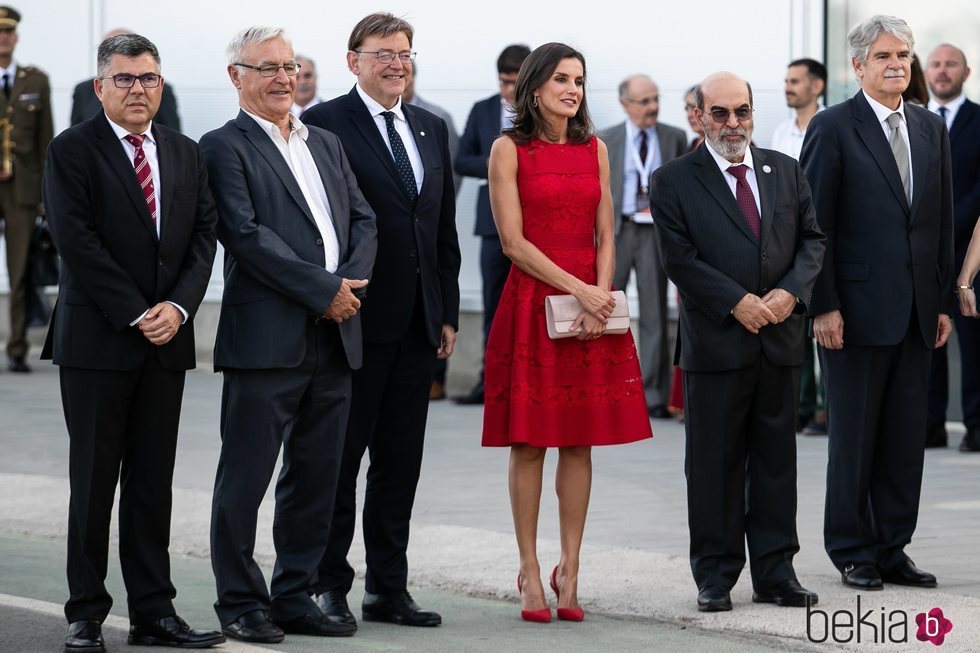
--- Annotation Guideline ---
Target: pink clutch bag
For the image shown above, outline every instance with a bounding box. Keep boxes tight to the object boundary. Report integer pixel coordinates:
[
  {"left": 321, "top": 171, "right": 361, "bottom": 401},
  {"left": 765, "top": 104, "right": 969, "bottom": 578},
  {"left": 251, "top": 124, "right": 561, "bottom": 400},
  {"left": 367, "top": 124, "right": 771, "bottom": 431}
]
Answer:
[{"left": 544, "top": 290, "right": 630, "bottom": 339}]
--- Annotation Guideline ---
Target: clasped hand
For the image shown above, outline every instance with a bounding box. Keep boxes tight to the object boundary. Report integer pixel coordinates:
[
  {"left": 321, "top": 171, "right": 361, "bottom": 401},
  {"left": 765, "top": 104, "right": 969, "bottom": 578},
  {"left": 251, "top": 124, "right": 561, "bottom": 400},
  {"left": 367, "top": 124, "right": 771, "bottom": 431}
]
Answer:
[
  {"left": 323, "top": 279, "right": 369, "bottom": 323},
  {"left": 138, "top": 302, "right": 182, "bottom": 345}
]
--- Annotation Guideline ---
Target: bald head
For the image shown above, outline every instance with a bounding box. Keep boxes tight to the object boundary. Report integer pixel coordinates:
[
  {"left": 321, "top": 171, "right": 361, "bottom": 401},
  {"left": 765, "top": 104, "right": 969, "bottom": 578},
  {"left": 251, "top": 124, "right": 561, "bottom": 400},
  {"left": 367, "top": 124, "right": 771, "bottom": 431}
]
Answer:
[
  {"left": 619, "top": 74, "right": 660, "bottom": 129},
  {"left": 696, "top": 72, "right": 754, "bottom": 162},
  {"left": 103, "top": 28, "right": 131, "bottom": 40},
  {"left": 926, "top": 43, "right": 971, "bottom": 103}
]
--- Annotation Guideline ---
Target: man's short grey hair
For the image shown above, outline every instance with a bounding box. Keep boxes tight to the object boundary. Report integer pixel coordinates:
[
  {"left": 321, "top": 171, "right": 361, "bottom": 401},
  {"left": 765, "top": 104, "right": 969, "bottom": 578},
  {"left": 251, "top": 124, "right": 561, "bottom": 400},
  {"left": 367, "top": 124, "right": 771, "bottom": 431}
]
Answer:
[
  {"left": 847, "top": 15, "right": 914, "bottom": 65},
  {"left": 618, "top": 74, "right": 652, "bottom": 101},
  {"left": 226, "top": 26, "right": 291, "bottom": 65},
  {"left": 96, "top": 33, "right": 160, "bottom": 78}
]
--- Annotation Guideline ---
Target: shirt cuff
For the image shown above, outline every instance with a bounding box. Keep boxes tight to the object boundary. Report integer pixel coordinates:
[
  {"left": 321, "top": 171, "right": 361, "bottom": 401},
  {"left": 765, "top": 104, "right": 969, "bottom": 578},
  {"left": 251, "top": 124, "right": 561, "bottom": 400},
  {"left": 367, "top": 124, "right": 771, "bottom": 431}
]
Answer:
[
  {"left": 166, "top": 301, "right": 189, "bottom": 324},
  {"left": 130, "top": 309, "right": 149, "bottom": 327}
]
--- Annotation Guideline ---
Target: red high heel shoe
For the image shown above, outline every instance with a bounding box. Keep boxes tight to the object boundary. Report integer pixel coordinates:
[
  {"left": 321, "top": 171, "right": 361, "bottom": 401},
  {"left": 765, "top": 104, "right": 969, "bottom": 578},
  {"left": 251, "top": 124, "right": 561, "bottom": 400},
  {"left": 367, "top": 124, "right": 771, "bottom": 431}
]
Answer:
[
  {"left": 517, "top": 575, "right": 552, "bottom": 623},
  {"left": 550, "top": 566, "right": 585, "bottom": 621}
]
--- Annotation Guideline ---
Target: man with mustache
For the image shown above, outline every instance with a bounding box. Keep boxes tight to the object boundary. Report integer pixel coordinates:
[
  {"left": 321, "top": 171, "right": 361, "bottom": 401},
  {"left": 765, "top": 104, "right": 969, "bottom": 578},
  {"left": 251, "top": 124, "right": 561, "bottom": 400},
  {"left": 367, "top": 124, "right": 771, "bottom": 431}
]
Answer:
[
  {"left": 802, "top": 15, "right": 953, "bottom": 591},
  {"left": 651, "top": 71, "right": 824, "bottom": 612},
  {"left": 289, "top": 54, "right": 322, "bottom": 117},
  {"left": 923, "top": 43, "right": 980, "bottom": 452},
  {"left": 599, "top": 74, "right": 687, "bottom": 419},
  {"left": 770, "top": 58, "right": 828, "bottom": 436}
]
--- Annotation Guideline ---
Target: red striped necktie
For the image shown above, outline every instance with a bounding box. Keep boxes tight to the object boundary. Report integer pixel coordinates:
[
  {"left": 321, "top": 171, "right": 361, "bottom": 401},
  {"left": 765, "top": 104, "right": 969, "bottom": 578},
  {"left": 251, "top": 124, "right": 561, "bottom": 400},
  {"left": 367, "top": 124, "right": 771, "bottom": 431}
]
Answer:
[
  {"left": 124, "top": 133, "right": 158, "bottom": 229},
  {"left": 726, "top": 164, "right": 760, "bottom": 239}
]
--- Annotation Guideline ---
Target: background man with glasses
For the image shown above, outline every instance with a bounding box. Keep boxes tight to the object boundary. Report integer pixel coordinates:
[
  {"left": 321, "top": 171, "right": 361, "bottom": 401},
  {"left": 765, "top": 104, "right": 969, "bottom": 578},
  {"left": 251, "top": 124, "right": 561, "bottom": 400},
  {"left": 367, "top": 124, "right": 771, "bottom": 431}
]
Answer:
[
  {"left": 452, "top": 43, "right": 530, "bottom": 405},
  {"left": 289, "top": 54, "right": 322, "bottom": 117},
  {"left": 303, "top": 11, "right": 460, "bottom": 630},
  {"left": 201, "top": 25, "right": 377, "bottom": 643},
  {"left": 0, "top": 5, "right": 53, "bottom": 373},
  {"left": 652, "top": 71, "right": 824, "bottom": 613},
  {"left": 42, "top": 32, "right": 221, "bottom": 653},
  {"left": 599, "top": 74, "right": 687, "bottom": 419}
]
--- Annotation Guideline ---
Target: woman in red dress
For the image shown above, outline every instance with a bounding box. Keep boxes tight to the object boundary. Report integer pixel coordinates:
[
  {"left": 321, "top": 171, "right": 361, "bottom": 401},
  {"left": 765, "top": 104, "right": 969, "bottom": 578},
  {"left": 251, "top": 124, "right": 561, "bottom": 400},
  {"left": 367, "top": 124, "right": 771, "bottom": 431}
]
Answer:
[{"left": 482, "top": 43, "right": 652, "bottom": 623}]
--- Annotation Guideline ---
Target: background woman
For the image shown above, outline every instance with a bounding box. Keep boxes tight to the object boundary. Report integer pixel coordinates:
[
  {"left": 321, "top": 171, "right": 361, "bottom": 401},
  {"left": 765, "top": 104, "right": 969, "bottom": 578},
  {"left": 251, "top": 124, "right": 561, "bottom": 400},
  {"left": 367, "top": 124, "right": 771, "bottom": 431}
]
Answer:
[{"left": 481, "top": 43, "right": 652, "bottom": 623}]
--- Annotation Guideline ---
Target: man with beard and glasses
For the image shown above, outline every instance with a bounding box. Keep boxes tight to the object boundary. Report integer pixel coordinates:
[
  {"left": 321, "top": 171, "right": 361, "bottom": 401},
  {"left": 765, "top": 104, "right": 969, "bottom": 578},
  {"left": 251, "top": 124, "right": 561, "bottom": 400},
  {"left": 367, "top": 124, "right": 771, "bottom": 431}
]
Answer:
[
  {"left": 651, "top": 71, "right": 824, "bottom": 613},
  {"left": 599, "top": 74, "right": 687, "bottom": 419},
  {"left": 802, "top": 15, "right": 953, "bottom": 592},
  {"left": 771, "top": 58, "right": 828, "bottom": 436},
  {"left": 923, "top": 43, "right": 980, "bottom": 452}
]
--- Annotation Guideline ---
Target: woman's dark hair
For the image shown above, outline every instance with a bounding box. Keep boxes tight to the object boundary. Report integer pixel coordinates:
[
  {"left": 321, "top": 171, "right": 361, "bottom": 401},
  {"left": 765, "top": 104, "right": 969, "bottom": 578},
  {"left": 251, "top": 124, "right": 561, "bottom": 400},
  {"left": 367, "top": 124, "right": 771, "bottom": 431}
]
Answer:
[{"left": 503, "top": 42, "right": 594, "bottom": 145}]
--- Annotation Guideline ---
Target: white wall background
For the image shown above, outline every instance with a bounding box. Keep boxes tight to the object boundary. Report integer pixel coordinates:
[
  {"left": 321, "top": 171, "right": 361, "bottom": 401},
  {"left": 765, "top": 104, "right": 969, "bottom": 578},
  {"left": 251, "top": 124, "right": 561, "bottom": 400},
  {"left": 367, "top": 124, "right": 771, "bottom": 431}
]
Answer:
[{"left": 8, "top": 0, "right": 824, "bottom": 302}]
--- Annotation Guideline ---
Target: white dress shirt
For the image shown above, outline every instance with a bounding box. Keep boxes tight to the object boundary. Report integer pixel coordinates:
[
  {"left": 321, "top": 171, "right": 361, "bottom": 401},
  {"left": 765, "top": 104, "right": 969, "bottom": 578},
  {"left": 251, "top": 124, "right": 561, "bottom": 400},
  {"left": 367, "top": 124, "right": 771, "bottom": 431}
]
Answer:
[
  {"left": 622, "top": 121, "right": 662, "bottom": 217},
  {"left": 355, "top": 84, "right": 424, "bottom": 192},
  {"left": 290, "top": 96, "right": 323, "bottom": 118},
  {"left": 770, "top": 105, "right": 824, "bottom": 161},
  {"left": 927, "top": 93, "right": 966, "bottom": 131},
  {"left": 243, "top": 109, "right": 340, "bottom": 273},
  {"left": 704, "top": 138, "right": 761, "bottom": 216},
  {"left": 863, "top": 91, "right": 914, "bottom": 201}
]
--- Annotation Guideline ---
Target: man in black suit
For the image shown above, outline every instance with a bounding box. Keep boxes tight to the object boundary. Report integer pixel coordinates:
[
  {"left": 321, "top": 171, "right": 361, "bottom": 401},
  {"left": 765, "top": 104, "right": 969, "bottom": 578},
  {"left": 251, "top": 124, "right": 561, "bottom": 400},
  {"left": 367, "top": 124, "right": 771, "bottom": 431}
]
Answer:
[
  {"left": 652, "top": 71, "right": 824, "bottom": 613},
  {"left": 924, "top": 43, "right": 980, "bottom": 452},
  {"left": 201, "top": 26, "right": 377, "bottom": 644},
  {"left": 302, "top": 12, "right": 460, "bottom": 629},
  {"left": 452, "top": 44, "right": 529, "bottom": 405},
  {"left": 70, "top": 29, "right": 181, "bottom": 132},
  {"left": 802, "top": 15, "right": 953, "bottom": 591},
  {"left": 41, "top": 33, "right": 221, "bottom": 653}
]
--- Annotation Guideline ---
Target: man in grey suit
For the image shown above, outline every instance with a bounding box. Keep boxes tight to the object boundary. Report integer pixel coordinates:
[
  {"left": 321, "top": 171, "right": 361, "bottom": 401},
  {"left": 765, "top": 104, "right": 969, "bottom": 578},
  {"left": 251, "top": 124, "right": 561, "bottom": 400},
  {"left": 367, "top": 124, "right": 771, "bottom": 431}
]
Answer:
[
  {"left": 652, "top": 72, "right": 824, "bottom": 612},
  {"left": 201, "top": 26, "right": 377, "bottom": 644},
  {"left": 599, "top": 74, "right": 687, "bottom": 418}
]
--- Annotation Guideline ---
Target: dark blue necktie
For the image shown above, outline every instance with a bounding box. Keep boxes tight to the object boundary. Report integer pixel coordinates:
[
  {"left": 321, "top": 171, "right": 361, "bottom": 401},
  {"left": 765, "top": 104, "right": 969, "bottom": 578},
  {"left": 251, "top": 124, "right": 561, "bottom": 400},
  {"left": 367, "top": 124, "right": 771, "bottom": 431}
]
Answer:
[
  {"left": 382, "top": 111, "right": 418, "bottom": 202},
  {"left": 938, "top": 105, "right": 948, "bottom": 126}
]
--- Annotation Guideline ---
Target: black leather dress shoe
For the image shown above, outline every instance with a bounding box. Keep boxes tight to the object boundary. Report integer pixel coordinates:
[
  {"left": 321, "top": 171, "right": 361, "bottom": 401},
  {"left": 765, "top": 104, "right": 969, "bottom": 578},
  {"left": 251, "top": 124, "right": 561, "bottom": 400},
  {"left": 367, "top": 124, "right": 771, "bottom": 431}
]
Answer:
[
  {"left": 65, "top": 620, "right": 104, "bottom": 653},
  {"left": 8, "top": 357, "right": 30, "bottom": 373},
  {"left": 315, "top": 589, "right": 357, "bottom": 627},
  {"left": 362, "top": 590, "right": 442, "bottom": 626},
  {"left": 696, "top": 586, "right": 732, "bottom": 612},
  {"left": 752, "top": 579, "right": 818, "bottom": 607},
  {"left": 452, "top": 383, "right": 484, "bottom": 405},
  {"left": 881, "top": 560, "right": 938, "bottom": 587},
  {"left": 841, "top": 563, "right": 883, "bottom": 590},
  {"left": 960, "top": 427, "right": 980, "bottom": 452},
  {"left": 648, "top": 404, "right": 672, "bottom": 419},
  {"left": 222, "top": 610, "right": 284, "bottom": 644},
  {"left": 925, "top": 422, "right": 948, "bottom": 448},
  {"left": 129, "top": 613, "right": 225, "bottom": 648},
  {"left": 275, "top": 609, "right": 356, "bottom": 637}
]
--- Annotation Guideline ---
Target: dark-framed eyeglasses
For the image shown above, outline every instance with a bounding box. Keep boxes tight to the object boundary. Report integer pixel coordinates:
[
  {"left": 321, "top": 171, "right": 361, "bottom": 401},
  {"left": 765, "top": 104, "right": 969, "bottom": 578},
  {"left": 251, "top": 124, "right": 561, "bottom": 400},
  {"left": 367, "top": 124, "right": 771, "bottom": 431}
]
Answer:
[
  {"left": 234, "top": 62, "right": 302, "bottom": 77},
  {"left": 102, "top": 73, "right": 162, "bottom": 88},
  {"left": 354, "top": 50, "right": 416, "bottom": 65},
  {"left": 706, "top": 106, "right": 754, "bottom": 124}
]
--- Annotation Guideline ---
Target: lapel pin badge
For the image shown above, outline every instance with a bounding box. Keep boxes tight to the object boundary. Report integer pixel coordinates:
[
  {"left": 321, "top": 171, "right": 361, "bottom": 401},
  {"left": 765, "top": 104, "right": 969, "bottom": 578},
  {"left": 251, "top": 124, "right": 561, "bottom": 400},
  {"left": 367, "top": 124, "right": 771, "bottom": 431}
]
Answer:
[
  {"left": 419, "top": 131, "right": 426, "bottom": 136},
  {"left": 762, "top": 165, "right": 772, "bottom": 174}
]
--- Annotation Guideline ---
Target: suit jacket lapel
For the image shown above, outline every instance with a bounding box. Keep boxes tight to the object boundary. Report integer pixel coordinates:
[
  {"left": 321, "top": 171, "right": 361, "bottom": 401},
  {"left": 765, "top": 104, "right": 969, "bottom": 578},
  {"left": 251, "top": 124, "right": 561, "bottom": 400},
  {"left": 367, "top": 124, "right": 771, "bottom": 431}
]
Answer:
[
  {"left": 753, "top": 147, "right": 776, "bottom": 246},
  {"left": 693, "top": 144, "right": 758, "bottom": 243},
  {"left": 153, "top": 125, "right": 175, "bottom": 245},
  {"left": 906, "top": 107, "right": 930, "bottom": 219},
  {"left": 949, "top": 98, "right": 977, "bottom": 141},
  {"left": 403, "top": 104, "right": 431, "bottom": 198},
  {"left": 852, "top": 92, "right": 909, "bottom": 213},
  {"left": 236, "top": 111, "right": 318, "bottom": 231},
  {"left": 94, "top": 115, "right": 159, "bottom": 242},
  {"left": 306, "top": 132, "right": 348, "bottom": 253},
  {"left": 345, "top": 87, "right": 402, "bottom": 184}
]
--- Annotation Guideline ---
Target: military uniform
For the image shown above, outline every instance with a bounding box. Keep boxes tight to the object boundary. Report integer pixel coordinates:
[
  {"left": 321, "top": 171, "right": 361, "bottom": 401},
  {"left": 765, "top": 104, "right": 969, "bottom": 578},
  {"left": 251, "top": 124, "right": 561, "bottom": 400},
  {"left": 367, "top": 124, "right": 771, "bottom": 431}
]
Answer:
[{"left": 0, "top": 49, "right": 54, "bottom": 365}]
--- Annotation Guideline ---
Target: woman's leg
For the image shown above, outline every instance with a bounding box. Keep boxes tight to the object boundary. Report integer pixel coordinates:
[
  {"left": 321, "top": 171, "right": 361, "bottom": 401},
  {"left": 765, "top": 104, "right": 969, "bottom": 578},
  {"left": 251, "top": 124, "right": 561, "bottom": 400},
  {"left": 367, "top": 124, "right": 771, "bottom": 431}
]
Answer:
[
  {"left": 510, "top": 444, "right": 548, "bottom": 610},
  {"left": 554, "top": 446, "right": 592, "bottom": 610}
]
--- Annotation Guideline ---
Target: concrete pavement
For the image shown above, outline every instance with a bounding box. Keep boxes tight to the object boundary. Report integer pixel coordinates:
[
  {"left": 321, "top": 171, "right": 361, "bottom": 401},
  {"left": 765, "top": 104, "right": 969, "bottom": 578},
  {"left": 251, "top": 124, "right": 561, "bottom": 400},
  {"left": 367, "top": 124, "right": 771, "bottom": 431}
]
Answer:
[{"left": 1, "top": 358, "right": 979, "bottom": 652}]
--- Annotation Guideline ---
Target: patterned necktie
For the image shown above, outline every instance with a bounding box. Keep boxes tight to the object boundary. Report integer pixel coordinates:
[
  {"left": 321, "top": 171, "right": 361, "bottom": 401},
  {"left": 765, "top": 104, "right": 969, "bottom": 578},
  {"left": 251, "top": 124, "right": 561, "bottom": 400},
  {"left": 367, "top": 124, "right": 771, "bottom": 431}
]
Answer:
[
  {"left": 886, "top": 112, "right": 911, "bottom": 203},
  {"left": 726, "top": 164, "right": 761, "bottom": 239},
  {"left": 382, "top": 111, "right": 418, "bottom": 202},
  {"left": 124, "top": 134, "right": 158, "bottom": 228},
  {"left": 637, "top": 129, "right": 648, "bottom": 190}
]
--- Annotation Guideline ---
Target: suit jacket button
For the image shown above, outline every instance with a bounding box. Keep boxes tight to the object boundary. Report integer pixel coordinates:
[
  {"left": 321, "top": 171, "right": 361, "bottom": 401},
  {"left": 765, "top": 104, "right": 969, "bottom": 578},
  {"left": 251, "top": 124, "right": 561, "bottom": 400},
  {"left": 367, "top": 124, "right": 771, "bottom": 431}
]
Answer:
[
  {"left": 761, "top": 251, "right": 768, "bottom": 260},
  {"left": 409, "top": 249, "right": 417, "bottom": 258},
  {"left": 158, "top": 259, "right": 164, "bottom": 266},
  {"left": 316, "top": 238, "right": 323, "bottom": 245}
]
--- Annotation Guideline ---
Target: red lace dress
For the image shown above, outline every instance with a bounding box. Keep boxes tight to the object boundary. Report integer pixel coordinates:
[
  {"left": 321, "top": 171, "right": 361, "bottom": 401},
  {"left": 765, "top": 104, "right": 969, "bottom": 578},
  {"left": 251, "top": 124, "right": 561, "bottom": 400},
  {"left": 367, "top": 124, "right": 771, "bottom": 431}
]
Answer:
[{"left": 482, "top": 137, "right": 653, "bottom": 447}]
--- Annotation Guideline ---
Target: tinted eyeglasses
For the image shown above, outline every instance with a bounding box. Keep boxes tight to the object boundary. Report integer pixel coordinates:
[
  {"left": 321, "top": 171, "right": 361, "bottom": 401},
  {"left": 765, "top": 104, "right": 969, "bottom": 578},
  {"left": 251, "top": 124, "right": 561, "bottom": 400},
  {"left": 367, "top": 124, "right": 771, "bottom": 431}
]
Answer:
[{"left": 705, "top": 106, "right": 754, "bottom": 124}]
